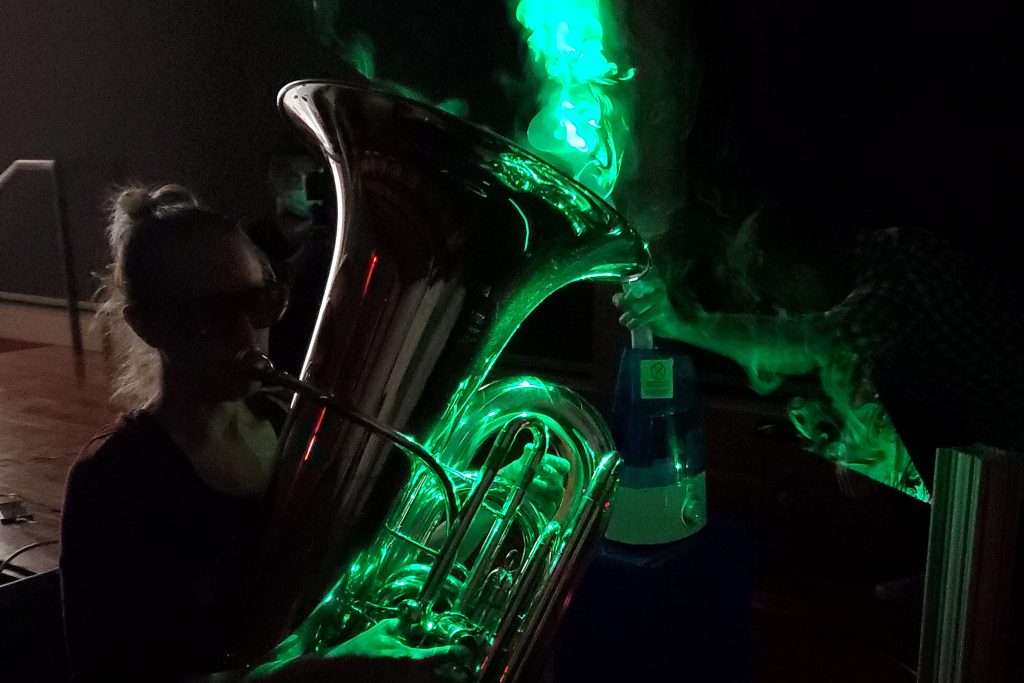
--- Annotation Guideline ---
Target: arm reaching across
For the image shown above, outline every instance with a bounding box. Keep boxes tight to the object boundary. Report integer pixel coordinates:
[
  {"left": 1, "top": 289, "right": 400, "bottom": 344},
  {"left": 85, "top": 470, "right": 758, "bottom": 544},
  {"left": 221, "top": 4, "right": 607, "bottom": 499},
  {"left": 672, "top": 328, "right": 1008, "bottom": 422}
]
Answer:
[{"left": 613, "top": 268, "right": 840, "bottom": 380}]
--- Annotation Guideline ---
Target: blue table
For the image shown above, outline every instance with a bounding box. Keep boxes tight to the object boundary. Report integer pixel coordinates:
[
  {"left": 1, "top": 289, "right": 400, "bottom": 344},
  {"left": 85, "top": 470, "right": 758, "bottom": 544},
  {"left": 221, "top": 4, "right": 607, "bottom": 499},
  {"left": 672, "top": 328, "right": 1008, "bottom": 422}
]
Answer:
[{"left": 554, "top": 518, "right": 754, "bottom": 682}]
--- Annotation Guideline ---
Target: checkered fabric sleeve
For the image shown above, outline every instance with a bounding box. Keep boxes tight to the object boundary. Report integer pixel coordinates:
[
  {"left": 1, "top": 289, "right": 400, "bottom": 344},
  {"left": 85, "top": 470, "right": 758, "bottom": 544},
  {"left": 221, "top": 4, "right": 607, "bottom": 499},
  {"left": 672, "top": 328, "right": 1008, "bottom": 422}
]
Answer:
[{"left": 826, "top": 227, "right": 1024, "bottom": 451}]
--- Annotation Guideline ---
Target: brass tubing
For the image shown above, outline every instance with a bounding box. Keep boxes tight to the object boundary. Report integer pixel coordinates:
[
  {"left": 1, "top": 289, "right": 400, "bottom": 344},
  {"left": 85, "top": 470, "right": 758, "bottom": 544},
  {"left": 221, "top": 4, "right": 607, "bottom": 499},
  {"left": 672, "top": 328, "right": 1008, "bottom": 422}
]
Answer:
[
  {"left": 239, "top": 349, "right": 459, "bottom": 529},
  {"left": 416, "top": 417, "right": 536, "bottom": 612},
  {"left": 481, "top": 521, "right": 561, "bottom": 681},
  {"left": 458, "top": 423, "right": 550, "bottom": 615},
  {"left": 499, "top": 452, "right": 621, "bottom": 681}
]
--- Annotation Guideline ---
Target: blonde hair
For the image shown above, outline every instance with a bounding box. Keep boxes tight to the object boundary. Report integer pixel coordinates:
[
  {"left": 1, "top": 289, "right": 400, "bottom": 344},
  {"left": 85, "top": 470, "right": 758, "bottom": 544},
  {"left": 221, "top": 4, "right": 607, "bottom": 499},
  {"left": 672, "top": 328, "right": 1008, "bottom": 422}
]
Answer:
[{"left": 95, "top": 184, "right": 203, "bottom": 409}]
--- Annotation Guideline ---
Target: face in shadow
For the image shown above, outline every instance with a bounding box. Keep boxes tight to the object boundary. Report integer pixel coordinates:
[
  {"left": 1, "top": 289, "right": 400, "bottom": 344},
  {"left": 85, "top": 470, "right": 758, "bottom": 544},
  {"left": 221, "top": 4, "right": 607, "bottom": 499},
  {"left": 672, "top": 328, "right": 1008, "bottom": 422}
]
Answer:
[{"left": 127, "top": 229, "right": 286, "bottom": 403}]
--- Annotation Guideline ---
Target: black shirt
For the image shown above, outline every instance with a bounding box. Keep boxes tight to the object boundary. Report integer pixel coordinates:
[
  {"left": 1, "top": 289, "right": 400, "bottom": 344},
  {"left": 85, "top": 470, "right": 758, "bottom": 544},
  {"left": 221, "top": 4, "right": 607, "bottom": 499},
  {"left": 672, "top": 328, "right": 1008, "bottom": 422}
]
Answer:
[{"left": 60, "top": 396, "right": 285, "bottom": 681}]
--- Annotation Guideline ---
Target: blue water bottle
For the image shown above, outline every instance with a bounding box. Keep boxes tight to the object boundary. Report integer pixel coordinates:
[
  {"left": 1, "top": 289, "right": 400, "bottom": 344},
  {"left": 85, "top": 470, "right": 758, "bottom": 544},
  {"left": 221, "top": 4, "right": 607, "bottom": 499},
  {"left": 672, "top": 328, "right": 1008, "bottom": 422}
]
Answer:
[{"left": 606, "top": 292, "right": 708, "bottom": 544}]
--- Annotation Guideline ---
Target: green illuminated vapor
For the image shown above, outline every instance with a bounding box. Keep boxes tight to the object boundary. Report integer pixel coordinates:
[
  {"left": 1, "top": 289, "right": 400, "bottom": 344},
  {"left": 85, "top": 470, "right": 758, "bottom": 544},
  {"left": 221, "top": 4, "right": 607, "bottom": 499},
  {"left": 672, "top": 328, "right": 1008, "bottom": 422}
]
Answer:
[
  {"left": 511, "top": 0, "right": 635, "bottom": 199},
  {"left": 291, "top": 1, "right": 468, "bottom": 117},
  {"left": 788, "top": 351, "right": 927, "bottom": 501},
  {"left": 743, "top": 342, "right": 927, "bottom": 501}
]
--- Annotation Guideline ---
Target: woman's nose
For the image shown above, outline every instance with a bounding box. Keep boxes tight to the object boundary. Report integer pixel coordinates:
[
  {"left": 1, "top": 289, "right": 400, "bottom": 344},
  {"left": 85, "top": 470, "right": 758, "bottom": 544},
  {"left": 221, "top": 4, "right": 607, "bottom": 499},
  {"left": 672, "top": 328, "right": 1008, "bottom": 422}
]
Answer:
[
  {"left": 234, "top": 312, "right": 271, "bottom": 354},
  {"left": 226, "top": 312, "right": 259, "bottom": 350}
]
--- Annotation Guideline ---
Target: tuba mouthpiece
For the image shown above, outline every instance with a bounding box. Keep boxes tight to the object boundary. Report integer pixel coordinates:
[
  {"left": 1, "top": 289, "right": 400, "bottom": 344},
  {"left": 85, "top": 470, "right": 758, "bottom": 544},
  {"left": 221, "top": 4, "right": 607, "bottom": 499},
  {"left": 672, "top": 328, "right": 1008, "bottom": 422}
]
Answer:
[
  {"left": 235, "top": 348, "right": 310, "bottom": 398},
  {"left": 235, "top": 348, "right": 276, "bottom": 380}
]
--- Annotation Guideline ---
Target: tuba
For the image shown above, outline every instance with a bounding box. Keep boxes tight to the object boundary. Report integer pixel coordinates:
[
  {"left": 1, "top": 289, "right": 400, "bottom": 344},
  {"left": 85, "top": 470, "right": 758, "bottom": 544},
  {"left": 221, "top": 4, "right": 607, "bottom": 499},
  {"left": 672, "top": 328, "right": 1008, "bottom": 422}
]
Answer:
[{"left": 232, "top": 80, "right": 649, "bottom": 680}]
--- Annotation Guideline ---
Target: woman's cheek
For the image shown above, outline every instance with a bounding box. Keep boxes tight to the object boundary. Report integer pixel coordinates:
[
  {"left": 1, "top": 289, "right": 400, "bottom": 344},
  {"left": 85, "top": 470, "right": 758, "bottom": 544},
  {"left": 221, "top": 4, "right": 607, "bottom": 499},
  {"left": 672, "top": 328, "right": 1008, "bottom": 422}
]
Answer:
[{"left": 255, "top": 327, "right": 271, "bottom": 354}]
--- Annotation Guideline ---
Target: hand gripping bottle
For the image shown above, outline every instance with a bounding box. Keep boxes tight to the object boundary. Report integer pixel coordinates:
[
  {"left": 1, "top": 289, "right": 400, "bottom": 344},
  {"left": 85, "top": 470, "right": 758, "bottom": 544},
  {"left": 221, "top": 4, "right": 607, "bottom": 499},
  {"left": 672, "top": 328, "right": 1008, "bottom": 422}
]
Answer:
[{"left": 606, "top": 284, "right": 708, "bottom": 544}]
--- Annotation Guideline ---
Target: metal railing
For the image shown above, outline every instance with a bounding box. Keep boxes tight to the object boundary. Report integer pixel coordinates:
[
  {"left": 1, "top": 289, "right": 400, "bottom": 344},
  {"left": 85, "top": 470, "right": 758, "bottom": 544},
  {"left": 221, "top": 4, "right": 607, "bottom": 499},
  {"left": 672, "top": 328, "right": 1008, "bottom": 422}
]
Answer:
[{"left": 0, "top": 159, "right": 82, "bottom": 354}]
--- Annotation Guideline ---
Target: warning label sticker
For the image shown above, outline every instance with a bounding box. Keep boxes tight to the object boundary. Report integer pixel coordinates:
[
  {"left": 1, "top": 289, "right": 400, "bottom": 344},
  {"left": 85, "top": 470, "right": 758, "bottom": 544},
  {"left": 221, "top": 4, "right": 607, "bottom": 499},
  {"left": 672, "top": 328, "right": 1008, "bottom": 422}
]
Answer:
[{"left": 640, "top": 358, "right": 673, "bottom": 399}]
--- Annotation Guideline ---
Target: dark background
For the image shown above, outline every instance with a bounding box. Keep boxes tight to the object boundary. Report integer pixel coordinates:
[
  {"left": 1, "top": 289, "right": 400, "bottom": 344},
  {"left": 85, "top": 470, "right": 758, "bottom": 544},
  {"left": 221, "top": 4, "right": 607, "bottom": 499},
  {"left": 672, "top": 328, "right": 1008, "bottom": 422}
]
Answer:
[
  {"left": 2, "top": 0, "right": 1019, "bottom": 364},
  {"left": 0, "top": 1, "right": 334, "bottom": 300},
  {"left": 2, "top": 3, "right": 1020, "bottom": 680}
]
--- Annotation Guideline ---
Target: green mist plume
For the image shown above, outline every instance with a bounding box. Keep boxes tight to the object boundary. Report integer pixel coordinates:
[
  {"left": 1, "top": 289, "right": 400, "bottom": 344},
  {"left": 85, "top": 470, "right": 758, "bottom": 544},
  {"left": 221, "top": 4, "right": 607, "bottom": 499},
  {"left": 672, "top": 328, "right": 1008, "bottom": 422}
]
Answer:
[
  {"left": 510, "top": 0, "right": 635, "bottom": 199},
  {"left": 787, "top": 351, "right": 928, "bottom": 501},
  {"left": 289, "top": 0, "right": 468, "bottom": 117},
  {"left": 717, "top": 223, "right": 927, "bottom": 501},
  {"left": 288, "top": 0, "right": 922, "bottom": 501}
]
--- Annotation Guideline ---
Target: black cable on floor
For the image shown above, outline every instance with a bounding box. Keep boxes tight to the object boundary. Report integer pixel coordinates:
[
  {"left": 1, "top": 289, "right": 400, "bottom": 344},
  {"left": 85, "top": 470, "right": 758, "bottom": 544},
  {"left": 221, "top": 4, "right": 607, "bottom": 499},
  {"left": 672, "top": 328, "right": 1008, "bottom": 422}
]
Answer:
[{"left": 0, "top": 539, "right": 58, "bottom": 575}]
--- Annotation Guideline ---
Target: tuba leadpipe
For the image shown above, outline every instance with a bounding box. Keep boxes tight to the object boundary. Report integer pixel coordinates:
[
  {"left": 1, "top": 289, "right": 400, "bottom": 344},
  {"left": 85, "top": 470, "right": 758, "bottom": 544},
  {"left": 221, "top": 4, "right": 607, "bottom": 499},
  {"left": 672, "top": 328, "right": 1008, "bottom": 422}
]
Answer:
[
  {"left": 238, "top": 348, "right": 458, "bottom": 529},
  {"left": 229, "top": 80, "right": 649, "bottom": 680}
]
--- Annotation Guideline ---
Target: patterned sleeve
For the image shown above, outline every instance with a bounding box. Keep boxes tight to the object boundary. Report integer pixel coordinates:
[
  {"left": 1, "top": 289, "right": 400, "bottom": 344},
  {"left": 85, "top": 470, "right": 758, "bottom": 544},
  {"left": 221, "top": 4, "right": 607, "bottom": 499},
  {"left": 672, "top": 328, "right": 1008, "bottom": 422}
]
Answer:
[
  {"left": 826, "top": 227, "right": 949, "bottom": 362},
  {"left": 823, "top": 226, "right": 1024, "bottom": 452}
]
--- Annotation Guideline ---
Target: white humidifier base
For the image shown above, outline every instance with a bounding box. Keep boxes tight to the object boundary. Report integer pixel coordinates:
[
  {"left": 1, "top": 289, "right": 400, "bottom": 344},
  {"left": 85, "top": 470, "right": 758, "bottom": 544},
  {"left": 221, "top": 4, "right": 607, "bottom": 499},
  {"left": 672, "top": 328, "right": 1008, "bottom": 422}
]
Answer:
[{"left": 605, "top": 473, "right": 707, "bottom": 545}]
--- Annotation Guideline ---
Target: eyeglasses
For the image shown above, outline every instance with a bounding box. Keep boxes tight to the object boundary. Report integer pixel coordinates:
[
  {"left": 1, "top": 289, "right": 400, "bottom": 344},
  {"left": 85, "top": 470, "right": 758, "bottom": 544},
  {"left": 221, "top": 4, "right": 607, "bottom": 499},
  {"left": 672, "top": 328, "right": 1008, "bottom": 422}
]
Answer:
[{"left": 148, "top": 280, "right": 290, "bottom": 338}]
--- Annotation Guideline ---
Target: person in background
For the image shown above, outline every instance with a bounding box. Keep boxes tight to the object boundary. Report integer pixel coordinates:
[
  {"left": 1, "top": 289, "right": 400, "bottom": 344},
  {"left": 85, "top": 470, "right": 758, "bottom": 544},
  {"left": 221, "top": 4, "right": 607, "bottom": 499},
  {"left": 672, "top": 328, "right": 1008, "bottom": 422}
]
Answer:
[
  {"left": 613, "top": 0, "right": 1023, "bottom": 494},
  {"left": 615, "top": 209, "right": 1024, "bottom": 492},
  {"left": 243, "top": 151, "right": 334, "bottom": 377}
]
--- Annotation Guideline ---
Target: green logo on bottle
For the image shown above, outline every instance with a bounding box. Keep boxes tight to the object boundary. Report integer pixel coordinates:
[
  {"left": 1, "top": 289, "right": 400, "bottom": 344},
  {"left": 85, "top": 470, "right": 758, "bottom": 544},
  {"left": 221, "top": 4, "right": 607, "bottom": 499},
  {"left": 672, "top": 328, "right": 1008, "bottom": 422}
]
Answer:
[{"left": 640, "top": 358, "right": 673, "bottom": 399}]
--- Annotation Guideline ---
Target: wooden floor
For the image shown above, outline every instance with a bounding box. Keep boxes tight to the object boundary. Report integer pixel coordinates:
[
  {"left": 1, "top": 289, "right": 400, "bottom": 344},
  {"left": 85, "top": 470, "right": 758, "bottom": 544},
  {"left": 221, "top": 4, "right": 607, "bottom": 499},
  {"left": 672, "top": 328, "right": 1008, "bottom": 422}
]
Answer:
[
  {"left": 0, "top": 345, "right": 116, "bottom": 576},
  {"left": 0, "top": 341, "right": 931, "bottom": 681}
]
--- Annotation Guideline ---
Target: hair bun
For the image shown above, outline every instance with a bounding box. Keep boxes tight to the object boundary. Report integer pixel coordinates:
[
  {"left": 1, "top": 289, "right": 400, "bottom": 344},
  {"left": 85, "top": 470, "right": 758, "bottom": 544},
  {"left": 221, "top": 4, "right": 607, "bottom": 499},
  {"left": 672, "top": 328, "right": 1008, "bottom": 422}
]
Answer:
[
  {"left": 107, "top": 183, "right": 199, "bottom": 248},
  {"left": 148, "top": 184, "right": 197, "bottom": 210},
  {"left": 112, "top": 187, "right": 156, "bottom": 221},
  {"left": 112, "top": 184, "right": 196, "bottom": 220}
]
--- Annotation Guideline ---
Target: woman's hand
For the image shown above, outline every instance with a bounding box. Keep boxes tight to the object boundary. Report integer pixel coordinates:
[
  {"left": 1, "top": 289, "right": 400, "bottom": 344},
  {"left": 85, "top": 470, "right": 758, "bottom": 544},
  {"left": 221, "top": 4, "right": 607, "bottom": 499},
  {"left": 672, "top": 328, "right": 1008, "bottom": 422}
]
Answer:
[
  {"left": 612, "top": 270, "right": 703, "bottom": 342},
  {"left": 243, "top": 618, "right": 470, "bottom": 682},
  {"left": 316, "top": 618, "right": 469, "bottom": 682},
  {"left": 324, "top": 618, "right": 451, "bottom": 660},
  {"left": 499, "top": 453, "right": 571, "bottom": 519}
]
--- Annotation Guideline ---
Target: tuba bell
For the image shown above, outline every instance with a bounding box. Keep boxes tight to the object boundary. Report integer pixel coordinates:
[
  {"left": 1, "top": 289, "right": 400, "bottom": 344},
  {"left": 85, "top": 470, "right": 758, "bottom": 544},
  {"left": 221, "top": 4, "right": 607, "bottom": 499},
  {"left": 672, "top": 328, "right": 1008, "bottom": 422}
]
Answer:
[{"left": 231, "top": 80, "right": 649, "bottom": 680}]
